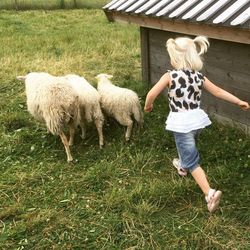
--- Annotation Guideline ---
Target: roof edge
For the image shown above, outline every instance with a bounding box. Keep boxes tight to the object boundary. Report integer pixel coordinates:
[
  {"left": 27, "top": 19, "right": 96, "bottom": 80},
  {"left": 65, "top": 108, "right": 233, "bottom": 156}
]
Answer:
[{"left": 104, "top": 11, "right": 250, "bottom": 45}]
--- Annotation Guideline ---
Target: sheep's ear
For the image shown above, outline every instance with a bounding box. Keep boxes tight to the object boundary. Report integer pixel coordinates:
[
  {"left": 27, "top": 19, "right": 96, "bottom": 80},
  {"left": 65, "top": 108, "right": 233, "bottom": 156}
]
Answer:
[
  {"left": 16, "top": 76, "right": 26, "bottom": 81},
  {"left": 107, "top": 74, "right": 113, "bottom": 79}
]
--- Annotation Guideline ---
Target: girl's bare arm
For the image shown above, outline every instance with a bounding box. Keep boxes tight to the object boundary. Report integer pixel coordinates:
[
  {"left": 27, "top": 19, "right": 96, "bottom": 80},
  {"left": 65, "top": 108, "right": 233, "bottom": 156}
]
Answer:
[
  {"left": 144, "top": 73, "right": 170, "bottom": 112},
  {"left": 203, "top": 77, "right": 249, "bottom": 111}
]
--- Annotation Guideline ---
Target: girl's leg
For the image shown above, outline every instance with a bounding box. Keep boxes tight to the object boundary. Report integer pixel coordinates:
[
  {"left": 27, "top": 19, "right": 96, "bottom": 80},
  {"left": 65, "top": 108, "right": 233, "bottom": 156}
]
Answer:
[
  {"left": 173, "top": 130, "right": 222, "bottom": 212},
  {"left": 191, "top": 166, "right": 210, "bottom": 196},
  {"left": 191, "top": 166, "right": 222, "bottom": 213}
]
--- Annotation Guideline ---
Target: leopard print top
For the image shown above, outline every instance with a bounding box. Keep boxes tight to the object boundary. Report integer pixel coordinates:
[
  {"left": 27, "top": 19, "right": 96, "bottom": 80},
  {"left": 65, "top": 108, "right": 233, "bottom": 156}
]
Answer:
[{"left": 168, "top": 69, "right": 204, "bottom": 112}]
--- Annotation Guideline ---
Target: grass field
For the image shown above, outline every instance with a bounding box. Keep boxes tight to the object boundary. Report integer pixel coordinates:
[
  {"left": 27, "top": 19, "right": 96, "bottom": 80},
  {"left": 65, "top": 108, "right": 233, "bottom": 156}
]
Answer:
[
  {"left": 0, "top": 0, "right": 109, "bottom": 10},
  {"left": 0, "top": 5, "right": 249, "bottom": 250}
]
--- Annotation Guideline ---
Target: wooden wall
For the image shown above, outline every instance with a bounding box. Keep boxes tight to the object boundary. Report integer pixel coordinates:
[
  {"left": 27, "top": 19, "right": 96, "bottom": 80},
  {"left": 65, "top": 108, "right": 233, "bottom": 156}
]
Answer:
[{"left": 140, "top": 27, "right": 250, "bottom": 133}]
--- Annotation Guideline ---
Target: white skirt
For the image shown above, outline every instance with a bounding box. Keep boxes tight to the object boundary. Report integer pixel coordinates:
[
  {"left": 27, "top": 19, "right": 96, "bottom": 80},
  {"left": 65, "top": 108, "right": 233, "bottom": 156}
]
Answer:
[{"left": 165, "top": 109, "right": 211, "bottom": 133}]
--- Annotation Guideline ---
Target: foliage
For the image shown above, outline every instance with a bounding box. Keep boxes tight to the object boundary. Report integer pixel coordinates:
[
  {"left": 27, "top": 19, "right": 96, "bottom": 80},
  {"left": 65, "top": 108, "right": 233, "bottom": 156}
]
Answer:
[{"left": 0, "top": 7, "right": 249, "bottom": 250}]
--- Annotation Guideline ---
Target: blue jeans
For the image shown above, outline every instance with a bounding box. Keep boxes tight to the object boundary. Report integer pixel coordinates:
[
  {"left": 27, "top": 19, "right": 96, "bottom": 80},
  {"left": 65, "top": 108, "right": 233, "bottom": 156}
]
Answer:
[{"left": 173, "top": 129, "right": 201, "bottom": 172}]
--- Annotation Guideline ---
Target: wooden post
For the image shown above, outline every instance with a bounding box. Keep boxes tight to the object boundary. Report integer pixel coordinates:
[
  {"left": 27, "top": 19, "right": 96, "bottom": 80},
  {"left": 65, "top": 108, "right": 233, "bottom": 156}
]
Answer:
[
  {"left": 140, "top": 27, "right": 150, "bottom": 85},
  {"left": 60, "top": 0, "right": 65, "bottom": 9},
  {"left": 15, "top": 0, "right": 18, "bottom": 10},
  {"left": 73, "top": 0, "right": 77, "bottom": 8}
]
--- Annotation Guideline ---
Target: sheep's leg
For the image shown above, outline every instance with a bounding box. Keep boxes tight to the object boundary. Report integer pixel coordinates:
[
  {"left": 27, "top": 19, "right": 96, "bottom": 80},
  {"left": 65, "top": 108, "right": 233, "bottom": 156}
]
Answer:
[
  {"left": 125, "top": 120, "right": 133, "bottom": 141},
  {"left": 95, "top": 119, "right": 104, "bottom": 148},
  {"left": 69, "top": 112, "right": 79, "bottom": 146},
  {"left": 69, "top": 126, "right": 75, "bottom": 146},
  {"left": 59, "top": 132, "right": 73, "bottom": 162},
  {"left": 80, "top": 121, "right": 86, "bottom": 140},
  {"left": 116, "top": 116, "right": 133, "bottom": 141}
]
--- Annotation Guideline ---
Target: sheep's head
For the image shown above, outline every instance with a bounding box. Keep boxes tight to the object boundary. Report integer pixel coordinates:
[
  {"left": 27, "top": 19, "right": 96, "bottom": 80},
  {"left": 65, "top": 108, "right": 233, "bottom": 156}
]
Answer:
[{"left": 95, "top": 73, "right": 113, "bottom": 81}]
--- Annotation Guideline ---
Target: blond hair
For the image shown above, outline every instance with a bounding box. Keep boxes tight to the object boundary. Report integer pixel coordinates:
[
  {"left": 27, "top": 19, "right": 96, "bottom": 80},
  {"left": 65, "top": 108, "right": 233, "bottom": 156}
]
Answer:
[{"left": 166, "top": 36, "right": 209, "bottom": 71}]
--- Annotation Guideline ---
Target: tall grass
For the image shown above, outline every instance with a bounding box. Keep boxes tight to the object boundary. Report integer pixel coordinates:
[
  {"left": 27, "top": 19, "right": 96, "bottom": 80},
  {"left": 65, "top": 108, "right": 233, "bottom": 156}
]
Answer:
[{"left": 0, "top": 7, "right": 249, "bottom": 250}]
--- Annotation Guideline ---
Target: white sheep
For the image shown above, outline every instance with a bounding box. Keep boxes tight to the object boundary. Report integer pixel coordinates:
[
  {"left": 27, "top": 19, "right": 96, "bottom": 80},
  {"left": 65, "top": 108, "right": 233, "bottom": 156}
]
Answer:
[
  {"left": 96, "top": 73, "right": 143, "bottom": 141},
  {"left": 64, "top": 74, "right": 104, "bottom": 148},
  {"left": 17, "top": 72, "right": 79, "bottom": 162}
]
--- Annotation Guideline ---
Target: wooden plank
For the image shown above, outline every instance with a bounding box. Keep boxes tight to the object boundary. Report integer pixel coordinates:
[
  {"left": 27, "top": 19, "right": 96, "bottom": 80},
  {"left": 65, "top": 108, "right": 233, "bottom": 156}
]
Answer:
[
  {"left": 147, "top": 30, "right": 250, "bottom": 91},
  {"left": 149, "top": 62, "right": 171, "bottom": 84},
  {"left": 202, "top": 64, "right": 250, "bottom": 126},
  {"left": 195, "top": 88, "right": 249, "bottom": 125},
  {"left": 148, "top": 29, "right": 172, "bottom": 76},
  {"left": 203, "top": 64, "right": 250, "bottom": 94},
  {"left": 205, "top": 113, "right": 250, "bottom": 135},
  {"left": 204, "top": 39, "right": 250, "bottom": 76},
  {"left": 106, "top": 12, "right": 250, "bottom": 44},
  {"left": 147, "top": 30, "right": 250, "bottom": 89},
  {"left": 215, "top": 98, "right": 249, "bottom": 117},
  {"left": 150, "top": 70, "right": 166, "bottom": 85}
]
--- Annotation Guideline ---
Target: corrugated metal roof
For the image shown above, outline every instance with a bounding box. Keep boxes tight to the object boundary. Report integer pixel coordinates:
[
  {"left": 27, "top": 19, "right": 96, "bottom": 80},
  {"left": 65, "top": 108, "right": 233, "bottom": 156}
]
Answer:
[
  {"left": 103, "top": 0, "right": 250, "bottom": 29},
  {"left": 145, "top": 1, "right": 172, "bottom": 15}
]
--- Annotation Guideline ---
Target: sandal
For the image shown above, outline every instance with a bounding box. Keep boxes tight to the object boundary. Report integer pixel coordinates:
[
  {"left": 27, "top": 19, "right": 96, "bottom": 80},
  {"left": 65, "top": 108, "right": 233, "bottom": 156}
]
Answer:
[
  {"left": 206, "top": 189, "right": 222, "bottom": 213},
  {"left": 172, "top": 158, "right": 188, "bottom": 176}
]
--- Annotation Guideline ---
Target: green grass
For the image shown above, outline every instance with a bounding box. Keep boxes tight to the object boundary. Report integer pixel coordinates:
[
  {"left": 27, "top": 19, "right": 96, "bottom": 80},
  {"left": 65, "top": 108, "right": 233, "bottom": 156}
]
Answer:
[
  {"left": 0, "top": 0, "right": 109, "bottom": 10},
  {"left": 0, "top": 7, "right": 250, "bottom": 250}
]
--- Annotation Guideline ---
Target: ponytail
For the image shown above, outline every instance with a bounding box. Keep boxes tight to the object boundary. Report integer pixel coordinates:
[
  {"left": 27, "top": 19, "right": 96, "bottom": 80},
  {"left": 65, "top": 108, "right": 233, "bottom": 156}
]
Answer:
[
  {"left": 166, "top": 38, "right": 175, "bottom": 47},
  {"left": 166, "top": 38, "right": 176, "bottom": 53},
  {"left": 193, "top": 36, "right": 209, "bottom": 55}
]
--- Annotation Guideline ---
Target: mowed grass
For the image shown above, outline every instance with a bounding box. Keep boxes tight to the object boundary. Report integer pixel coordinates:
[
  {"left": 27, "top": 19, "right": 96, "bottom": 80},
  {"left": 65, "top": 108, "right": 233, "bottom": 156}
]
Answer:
[{"left": 0, "top": 8, "right": 250, "bottom": 250}]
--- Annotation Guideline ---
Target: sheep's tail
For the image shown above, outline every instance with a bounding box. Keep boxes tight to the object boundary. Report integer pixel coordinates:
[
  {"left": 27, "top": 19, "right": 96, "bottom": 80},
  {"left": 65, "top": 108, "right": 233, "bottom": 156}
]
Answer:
[
  {"left": 44, "top": 109, "right": 66, "bottom": 135},
  {"left": 84, "top": 105, "right": 93, "bottom": 123},
  {"left": 45, "top": 97, "right": 79, "bottom": 135},
  {"left": 132, "top": 100, "right": 144, "bottom": 127},
  {"left": 16, "top": 75, "right": 27, "bottom": 82}
]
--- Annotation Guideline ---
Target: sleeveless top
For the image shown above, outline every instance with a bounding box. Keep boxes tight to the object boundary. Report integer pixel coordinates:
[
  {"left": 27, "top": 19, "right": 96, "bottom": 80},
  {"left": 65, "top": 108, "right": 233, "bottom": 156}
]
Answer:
[{"left": 165, "top": 69, "right": 211, "bottom": 133}]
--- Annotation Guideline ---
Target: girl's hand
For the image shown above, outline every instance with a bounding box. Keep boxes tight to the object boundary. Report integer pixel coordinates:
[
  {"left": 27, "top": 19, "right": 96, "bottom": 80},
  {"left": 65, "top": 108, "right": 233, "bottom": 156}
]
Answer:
[
  {"left": 144, "top": 104, "right": 153, "bottom": 112},
  {"left": 144, "top": 73, "right": 170, "bottom": 113},
  {"left": 238, "top": 100, "right": 250, "bottom": 111}
]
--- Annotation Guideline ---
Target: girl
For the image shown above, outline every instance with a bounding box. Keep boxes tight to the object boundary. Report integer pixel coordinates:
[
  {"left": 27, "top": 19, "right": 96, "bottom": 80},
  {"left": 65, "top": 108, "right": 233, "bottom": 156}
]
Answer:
[{"left": 144, "top": 36, "right": 249, "bottom": 213}]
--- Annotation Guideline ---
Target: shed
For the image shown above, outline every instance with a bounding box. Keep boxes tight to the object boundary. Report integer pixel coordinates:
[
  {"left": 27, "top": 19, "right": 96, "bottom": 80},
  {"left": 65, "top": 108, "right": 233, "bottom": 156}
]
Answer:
[{"left": 103, "top": 0, "right": 250, "bottom": 133}]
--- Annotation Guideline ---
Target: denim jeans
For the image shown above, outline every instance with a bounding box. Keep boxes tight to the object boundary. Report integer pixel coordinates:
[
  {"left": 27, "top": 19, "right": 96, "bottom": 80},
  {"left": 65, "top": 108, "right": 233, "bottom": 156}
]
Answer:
[{"left": 173, "top": 129, "right": 201, "bottom": 172}]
